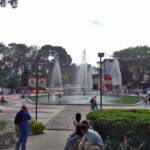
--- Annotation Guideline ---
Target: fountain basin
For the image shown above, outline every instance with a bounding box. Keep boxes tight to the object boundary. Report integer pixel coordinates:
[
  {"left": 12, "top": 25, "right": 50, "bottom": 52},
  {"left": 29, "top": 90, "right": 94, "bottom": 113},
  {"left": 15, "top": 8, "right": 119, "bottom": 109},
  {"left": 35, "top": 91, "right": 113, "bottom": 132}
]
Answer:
[{"left": 27, "top": 94, "right": 143, "bottom": 105}]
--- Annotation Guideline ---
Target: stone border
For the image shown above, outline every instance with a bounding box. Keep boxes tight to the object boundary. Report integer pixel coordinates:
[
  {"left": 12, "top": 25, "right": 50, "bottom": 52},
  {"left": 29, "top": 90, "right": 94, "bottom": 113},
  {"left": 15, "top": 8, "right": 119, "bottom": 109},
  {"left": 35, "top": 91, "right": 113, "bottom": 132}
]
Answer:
[{"left": 0, "top": 120, "right": 17, "bottom": 149}]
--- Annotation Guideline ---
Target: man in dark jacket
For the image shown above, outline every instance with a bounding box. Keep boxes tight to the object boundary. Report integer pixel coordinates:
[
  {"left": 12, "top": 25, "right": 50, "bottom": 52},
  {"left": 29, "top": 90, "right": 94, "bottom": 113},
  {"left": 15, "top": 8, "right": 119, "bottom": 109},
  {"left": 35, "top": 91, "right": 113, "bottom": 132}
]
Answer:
[{"left": 15, "top": 104, "right": 31, "bottom": 150}]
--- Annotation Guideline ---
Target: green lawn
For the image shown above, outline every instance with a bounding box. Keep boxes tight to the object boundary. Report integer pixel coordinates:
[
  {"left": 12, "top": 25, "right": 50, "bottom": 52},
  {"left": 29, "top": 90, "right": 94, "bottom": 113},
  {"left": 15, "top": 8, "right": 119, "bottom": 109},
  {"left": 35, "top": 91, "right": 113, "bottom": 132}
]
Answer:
[{"left": 0, "top": 121, "right": 7, "bottom": 131}]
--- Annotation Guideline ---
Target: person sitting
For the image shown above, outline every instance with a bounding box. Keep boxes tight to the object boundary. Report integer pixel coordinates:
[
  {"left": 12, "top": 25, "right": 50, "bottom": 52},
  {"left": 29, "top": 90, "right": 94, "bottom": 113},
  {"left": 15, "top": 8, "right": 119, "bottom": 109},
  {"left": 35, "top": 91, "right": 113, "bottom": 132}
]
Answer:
[
  {"left": 70, "top": 120, "right": 93, "bottom": 150},
  {"left": 64, "top": 113, "right": 83, "bottom": 150},
  {"left": 79, "top": 124, "right": 104, "bottom": 150}
]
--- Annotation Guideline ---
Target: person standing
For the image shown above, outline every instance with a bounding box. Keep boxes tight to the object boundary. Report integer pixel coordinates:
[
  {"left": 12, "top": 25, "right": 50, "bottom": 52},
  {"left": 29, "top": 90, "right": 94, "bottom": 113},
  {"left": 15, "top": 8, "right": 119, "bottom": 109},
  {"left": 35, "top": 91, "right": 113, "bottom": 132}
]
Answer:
[
  {"left": 93, "top": 96, "right": 98, "bottom": 110},
  {"left": 15, "top": 104, "right": 31, "bottom": 150},
  {"left": 144, "top": 96, "right": 148, "bottom": 107},
  {"left": 90, "top": 97, "right": 94, "bottom": 110},
  {"left": 79, "top": 124, "right": 104, "bottom": 150},
  {"left": 0, "top": 94, "right": 7, "bottom": 105}
]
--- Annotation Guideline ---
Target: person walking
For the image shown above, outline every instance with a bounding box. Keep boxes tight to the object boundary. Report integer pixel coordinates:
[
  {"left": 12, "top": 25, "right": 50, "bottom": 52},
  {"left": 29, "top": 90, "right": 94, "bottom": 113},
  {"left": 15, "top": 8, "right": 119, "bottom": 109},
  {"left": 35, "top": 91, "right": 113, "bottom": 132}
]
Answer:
[
  {"left": 93, "top": 96, "right": 98, "bottom": 110},
  {"left": 90, "top": 97, "right": 94, "bottom": 110},
  {"left": 15, "top": 104, "right": 31, "bottom": 150}
]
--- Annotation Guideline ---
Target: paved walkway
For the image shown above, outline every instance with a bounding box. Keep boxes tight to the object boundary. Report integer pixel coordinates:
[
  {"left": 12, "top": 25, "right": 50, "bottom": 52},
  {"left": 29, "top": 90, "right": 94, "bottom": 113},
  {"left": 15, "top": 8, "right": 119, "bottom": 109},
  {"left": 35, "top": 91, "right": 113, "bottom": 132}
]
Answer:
[
  {"left": 0, "top": 94, "right": 147, "bottom": 150},
  {"left": 46, "top": 105, "right": 90, "bottom": 130}
]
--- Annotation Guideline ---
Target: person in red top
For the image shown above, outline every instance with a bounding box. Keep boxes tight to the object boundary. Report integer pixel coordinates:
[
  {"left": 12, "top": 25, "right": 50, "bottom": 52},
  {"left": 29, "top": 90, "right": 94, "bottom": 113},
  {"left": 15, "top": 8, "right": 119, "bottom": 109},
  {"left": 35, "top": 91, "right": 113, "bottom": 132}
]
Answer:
[{"left": 0, "top": 95, "right": 7, "bottom": 105}]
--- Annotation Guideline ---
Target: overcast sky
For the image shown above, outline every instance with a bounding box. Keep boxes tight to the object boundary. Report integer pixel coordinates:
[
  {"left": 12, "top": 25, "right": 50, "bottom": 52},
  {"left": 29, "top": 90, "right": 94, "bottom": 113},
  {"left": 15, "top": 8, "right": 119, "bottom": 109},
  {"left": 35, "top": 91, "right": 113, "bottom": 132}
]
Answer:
[{"left": 0, "top": 0, "right": 150, "bottom": 66}]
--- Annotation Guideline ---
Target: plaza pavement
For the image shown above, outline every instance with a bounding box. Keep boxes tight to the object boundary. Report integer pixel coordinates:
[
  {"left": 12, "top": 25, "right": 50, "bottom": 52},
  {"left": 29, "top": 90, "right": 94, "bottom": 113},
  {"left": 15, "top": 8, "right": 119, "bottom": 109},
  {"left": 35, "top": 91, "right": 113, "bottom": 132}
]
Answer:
[{"left": 0, "top": 94, "right": 146, "bottom": 150}]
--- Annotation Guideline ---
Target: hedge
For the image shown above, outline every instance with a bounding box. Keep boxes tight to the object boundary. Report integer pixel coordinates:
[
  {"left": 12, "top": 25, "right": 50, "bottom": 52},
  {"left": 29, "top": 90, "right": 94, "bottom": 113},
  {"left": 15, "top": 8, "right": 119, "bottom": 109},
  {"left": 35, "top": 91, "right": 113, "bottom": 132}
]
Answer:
[
  {"left": 87, "top": 109, "right": 150, "bottom": 150},
  {"left": 16, "top": 119, "right": 45, "bottom": 136}
]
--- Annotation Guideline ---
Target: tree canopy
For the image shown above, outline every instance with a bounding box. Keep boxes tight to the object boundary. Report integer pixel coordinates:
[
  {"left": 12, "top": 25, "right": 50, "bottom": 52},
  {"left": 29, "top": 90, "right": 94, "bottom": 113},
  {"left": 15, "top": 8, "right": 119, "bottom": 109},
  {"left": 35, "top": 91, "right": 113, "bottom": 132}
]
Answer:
[
  {"left": 113, "top": 46, "right": 150, "bottom": 86},
  {"left": 0, "top": 0, "right": 18, "bottom": 8},
  {"left": 0, "top": 43, "right": 73, "bottom": 88}
]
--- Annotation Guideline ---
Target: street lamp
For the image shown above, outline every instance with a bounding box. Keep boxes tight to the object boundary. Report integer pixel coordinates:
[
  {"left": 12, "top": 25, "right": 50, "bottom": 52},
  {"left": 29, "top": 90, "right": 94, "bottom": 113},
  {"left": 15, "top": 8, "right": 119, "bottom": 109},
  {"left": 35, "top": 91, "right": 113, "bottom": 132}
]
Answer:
[
  {"left": 35, "top": 56, "right": 39, "bottom": 122},
  {"left": 98, "top": 52, "right": 104, "bottom": 110},
  {"left": 34, "top": 47, "right": 43, "bottom": 122}
]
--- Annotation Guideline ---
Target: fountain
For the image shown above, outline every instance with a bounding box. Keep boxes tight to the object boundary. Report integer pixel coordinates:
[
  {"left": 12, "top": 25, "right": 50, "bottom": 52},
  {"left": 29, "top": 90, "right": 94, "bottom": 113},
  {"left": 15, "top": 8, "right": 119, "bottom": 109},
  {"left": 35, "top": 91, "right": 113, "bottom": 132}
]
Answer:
[
  {"left": 87, "top": 66, "right": 95, "bottom": 90},
  {"left": 111, "top": 58, "right": 122, "bottom": 94},
  {"left": 76, "top": 50, "right": 95, "bottom": 95},
  {"left": 76, "top": 50, "right": 87, "bottom": 95},
  {"left": 51, "top": 60, "right": 62, "bottom": 94},
  {"left": 52, "top": 94, "right": 56, "bottom": 101},
  {"left": 28, "top": 53, "right": 142, "bottom": 105}
]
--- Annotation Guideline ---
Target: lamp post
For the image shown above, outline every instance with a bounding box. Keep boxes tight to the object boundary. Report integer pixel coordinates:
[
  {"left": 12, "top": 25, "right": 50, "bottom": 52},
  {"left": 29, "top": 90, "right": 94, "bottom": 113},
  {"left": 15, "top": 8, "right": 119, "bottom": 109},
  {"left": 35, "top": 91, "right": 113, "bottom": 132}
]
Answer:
[
  {"left": 34, "top": 47, "right": 43, "bottom": 122},
  {"left": 35, "top": 57, "right": 43, "bottom": 122},
  {"left": 98, "top": 53, "right": 104, "bottom": 110},
  {"left": 35, "top": 56, "right": 39, "bottom": 122}
]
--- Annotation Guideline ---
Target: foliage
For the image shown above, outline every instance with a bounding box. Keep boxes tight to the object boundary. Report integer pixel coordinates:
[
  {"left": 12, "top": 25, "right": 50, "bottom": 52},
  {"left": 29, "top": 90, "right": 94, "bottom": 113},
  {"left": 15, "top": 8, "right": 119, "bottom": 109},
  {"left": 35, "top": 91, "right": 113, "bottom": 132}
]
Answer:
[
  {"left": 0, "top": 0, "right": 18, "bottom": 8},
  {"left": 113, "top": 46, "right": 150, "bottom": 86},
  {"left": 29, "top": 119, "right": 45, "bottom": 135},
  {"left": 15, "top": 119, "right": 45, "bottom": 136},
  {"left": 87, "top": 109, "right": 150, "bottom": 149},
  {"left": 0, "top": 43, "right": 73, "bottom": 88},
  {"left": 0, "top": 120, "right": 7, "bottom": 131}
]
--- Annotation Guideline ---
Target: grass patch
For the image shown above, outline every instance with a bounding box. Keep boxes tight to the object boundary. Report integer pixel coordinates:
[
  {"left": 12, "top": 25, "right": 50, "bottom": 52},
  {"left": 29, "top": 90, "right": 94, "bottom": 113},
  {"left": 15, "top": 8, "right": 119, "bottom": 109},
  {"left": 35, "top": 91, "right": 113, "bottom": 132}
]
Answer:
[{"left": 0, "top": 121, "right": 7, "bottom": 131}]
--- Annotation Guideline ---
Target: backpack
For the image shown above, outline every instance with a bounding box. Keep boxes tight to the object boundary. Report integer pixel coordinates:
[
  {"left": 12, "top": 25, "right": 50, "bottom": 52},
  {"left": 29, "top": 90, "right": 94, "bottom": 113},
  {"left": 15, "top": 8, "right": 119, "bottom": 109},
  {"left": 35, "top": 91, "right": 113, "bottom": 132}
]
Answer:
[{"left": 14, "top": 111, "right": 24, "bottom": 126}]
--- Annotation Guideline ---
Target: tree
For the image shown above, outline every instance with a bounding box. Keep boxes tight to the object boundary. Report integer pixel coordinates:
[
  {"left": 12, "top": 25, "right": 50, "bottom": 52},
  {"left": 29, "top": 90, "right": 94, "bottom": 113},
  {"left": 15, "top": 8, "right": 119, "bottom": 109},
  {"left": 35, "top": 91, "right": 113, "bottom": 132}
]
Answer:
[
  {"left": 39, "top": 45, "right": 72, "bottom": 68},
  {"left": 0, "top": 43, "right": 11, "bottom": 87},
  {"left": 0, "top": 43, "right": 32, "bottom": 87},
  {"left": 0, "top": 43, "right": 74, "bottom": 88},
  {"left": 0, "top": 0, "right": 18, "bottom": 8},
  {"left": 38, "top": 45, "right": 72, "bottom": 86},
  {"left": 113, "top": 46, "right": 150, "bottom": 86}
]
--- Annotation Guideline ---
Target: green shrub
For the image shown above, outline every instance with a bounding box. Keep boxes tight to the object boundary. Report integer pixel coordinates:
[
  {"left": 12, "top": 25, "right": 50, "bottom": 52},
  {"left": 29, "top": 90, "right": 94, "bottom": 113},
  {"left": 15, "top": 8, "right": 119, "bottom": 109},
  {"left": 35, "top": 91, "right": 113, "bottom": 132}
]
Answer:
[
  {"left": 15, "top": 125, "right": 19, "bottom": 136},
  {"left": 87, "top": 109, "right": 150, "bottom": 149},
  {"left": 15, "top": 119, "right": 45, "bottom": 136},
  {"left": 29, "top": 119, "right": 45, "bottom": 135},
  {"left": 0, "top": 121, "right": 7, "bottom": 131}
]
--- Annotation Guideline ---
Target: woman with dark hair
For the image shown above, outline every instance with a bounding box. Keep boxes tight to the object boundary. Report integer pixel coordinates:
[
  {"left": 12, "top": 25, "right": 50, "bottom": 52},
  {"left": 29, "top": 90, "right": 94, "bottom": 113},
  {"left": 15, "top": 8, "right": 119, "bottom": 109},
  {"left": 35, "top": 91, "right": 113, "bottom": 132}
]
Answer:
[{"left": 64, "top": 113, "right": 83, "bottom": 150}]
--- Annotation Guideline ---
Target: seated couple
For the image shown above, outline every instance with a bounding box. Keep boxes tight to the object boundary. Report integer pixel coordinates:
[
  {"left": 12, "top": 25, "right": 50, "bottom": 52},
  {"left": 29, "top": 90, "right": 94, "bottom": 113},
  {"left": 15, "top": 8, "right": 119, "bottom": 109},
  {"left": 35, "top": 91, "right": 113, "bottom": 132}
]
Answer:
[{"left": 64, "top": 113, "right": 104, "bottom": 150}]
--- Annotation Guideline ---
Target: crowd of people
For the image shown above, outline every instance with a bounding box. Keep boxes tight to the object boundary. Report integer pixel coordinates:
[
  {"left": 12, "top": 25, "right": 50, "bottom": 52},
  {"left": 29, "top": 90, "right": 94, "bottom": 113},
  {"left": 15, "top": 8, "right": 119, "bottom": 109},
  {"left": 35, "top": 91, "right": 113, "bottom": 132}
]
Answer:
[{"left": 64, "top": 113, "right": 104, "bottom": 150}]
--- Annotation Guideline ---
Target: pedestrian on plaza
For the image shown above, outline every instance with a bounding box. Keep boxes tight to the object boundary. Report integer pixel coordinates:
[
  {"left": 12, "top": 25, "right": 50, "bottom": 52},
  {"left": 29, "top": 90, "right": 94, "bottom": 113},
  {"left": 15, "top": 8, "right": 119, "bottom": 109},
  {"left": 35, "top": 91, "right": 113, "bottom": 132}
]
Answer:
[
  {"left": 143, "top": 96, "right": 148, "bottom": 107},
  {"left": 148, "top": 95, "right": 150, "bottom": 106},
  {"left": 79, "top": 124, "right": 104, "bottom": 150},
  {"left": 64, "top": 113, "right": 83, "bottom": 150},
  {"left": 0, "top": 94, "right": 7, "bottom": 105},
  {"left": 90, "top": 97, "right": 94, "bottom": 110},
  {"left": 93, "top": 96, "right": 98, "bottom": 110},
  {"left": 15, "top": 104, "right": 31, "bottom": 150}
]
